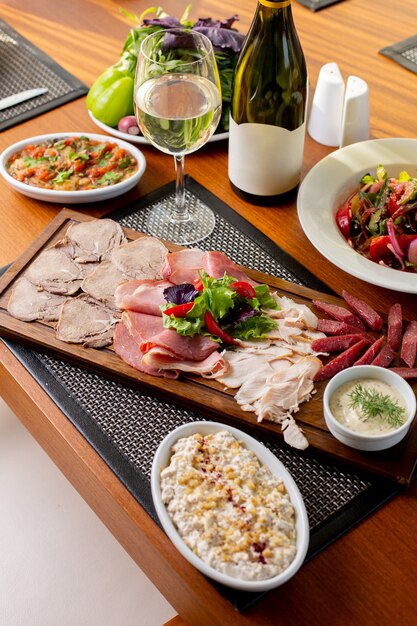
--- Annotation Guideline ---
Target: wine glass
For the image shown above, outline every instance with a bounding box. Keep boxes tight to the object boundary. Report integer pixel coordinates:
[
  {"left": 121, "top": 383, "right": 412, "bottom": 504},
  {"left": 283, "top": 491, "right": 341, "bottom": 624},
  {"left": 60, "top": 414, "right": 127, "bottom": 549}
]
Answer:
[{"left": 134, "top": 28, "right": 222, "bottom": 245}]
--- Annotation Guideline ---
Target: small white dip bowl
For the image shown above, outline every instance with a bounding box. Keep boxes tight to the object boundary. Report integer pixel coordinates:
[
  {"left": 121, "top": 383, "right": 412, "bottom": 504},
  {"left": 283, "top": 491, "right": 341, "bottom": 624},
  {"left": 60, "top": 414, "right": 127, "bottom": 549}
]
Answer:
[
  {"left": 151, "top": 421, "right": 309, "bottom": 592},
  {"left": 323, "top": 365, "right": 416, "bottom": 451}
]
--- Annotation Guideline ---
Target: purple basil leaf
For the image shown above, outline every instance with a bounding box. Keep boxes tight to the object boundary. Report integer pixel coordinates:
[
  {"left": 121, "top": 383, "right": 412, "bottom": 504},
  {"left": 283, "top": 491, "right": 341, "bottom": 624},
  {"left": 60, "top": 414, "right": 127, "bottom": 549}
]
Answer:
[
  {"left": 163, "top": 283, "right": 199, "bottom": 304},
  {"left": 194, "top": 15, "right": 239, "bottom": 30},
  {"left": 192, "top": 26, "right": 245, "bottom": 53},
  {"left": 142, "top": 17, "right": 181, "bottom": 28},
  {"left": 235, "top": 307, "right": 257, "bottom": 323}
]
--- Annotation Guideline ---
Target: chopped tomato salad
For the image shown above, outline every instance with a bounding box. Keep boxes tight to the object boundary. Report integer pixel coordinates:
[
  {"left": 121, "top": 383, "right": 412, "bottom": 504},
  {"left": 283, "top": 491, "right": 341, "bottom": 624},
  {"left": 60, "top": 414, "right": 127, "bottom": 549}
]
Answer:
[
  {"left": 6, "top": 135, "right": 138, "bottom": 191},
  {"left": 336, "top": 165, "right": 417, "bottom": 272}
]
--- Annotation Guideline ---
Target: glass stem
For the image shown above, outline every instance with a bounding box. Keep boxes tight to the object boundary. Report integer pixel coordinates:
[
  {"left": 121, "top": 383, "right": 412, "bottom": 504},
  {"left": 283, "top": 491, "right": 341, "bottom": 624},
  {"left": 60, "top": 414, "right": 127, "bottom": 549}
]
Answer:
[{"left": 172, "top": 155, "right": 189, "bottom": 223}]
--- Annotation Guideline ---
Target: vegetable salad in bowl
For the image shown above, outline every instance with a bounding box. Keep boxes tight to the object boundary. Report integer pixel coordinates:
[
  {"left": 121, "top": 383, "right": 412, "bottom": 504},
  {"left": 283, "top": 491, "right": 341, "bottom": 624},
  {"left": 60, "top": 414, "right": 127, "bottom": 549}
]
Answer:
[
  {"left": 336, "top": 165, "right": 417, "bottom": 272},
  {"left": 86, "top": 6, "right": 244, "bottom": 137}
]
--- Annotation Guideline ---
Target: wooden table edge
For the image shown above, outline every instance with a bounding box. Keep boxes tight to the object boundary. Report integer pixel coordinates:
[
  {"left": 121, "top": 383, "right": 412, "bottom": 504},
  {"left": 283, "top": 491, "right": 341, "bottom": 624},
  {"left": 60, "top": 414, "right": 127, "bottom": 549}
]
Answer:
[{"left": 0, "top": 341, "right": 255, "bottom": 625}]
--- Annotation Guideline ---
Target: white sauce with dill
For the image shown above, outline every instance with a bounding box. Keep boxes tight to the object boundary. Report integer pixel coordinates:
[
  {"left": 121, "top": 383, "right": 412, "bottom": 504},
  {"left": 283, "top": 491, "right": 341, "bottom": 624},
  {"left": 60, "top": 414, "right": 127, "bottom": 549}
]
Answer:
[
  {"left": 330, "top": 378, "right": 406, "bottom": 434},
  {"left": 160, "top": 431, "right": 297, "bottom": 581}
]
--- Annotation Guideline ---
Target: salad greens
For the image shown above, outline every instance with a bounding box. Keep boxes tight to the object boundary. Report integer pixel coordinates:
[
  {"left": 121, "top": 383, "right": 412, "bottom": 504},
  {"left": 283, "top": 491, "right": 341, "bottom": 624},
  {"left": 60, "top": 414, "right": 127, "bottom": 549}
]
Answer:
[
  {"left": 161, "top": 272, "right": 279, "bottom": 342},
  {"left": 87, "top": 5, "right": 244, "bottom": 132}
]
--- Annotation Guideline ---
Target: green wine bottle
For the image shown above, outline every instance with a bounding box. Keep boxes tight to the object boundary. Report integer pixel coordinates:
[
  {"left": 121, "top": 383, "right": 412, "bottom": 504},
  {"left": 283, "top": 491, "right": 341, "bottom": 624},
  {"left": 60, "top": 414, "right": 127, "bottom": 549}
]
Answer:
[{"left": 228, "top": 0, "right": 308, "bottom": 204}]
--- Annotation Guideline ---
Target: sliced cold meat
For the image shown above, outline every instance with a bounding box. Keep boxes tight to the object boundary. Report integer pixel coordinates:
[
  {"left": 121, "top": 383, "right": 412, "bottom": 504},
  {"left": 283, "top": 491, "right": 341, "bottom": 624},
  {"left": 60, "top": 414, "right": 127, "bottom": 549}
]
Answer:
[
  {"left": 81, "top": 260, "right": 128, "bottom": 309},
  {"left": 313, "top": 339, "right": 369, "bottom": 382},
  {"left": 389, "top": 367, "right": 417, "bottom": 379},
  {"left": 7, "top": 277, "right": 66, "bottom": 322},
  {"left": 317, "top": 319, "right": 368, "bottom": 336},
  {"left": 56, "top": 295, "right": 120, "bottom": 348},
  {"left": 114, "top": 279, "right": 173, "bottom": 315},
  {"left": 24, "top": 245, "right": 87, "bottom": 295},
  {"left": 161, "top": 248, "right": 257, "bottom": 285},
  {"left": 311, "top": 334, "right": 368, "bottom": 353},
  {"left": 312, "top": 299, "right": 365, "bottom": 329},
  {"left": 113, "top": 320, "right": 178, "bottom": 378},
  {"left": 111, "top": 236, "right": 168, "bottom": 279},
  {"left": 353, "top": 336, "right": 385, "bottom": 365},
  {"left": 65, "top": 218, "right": 127, "bottom": 263},
  {"left": 141, "top": 346, "right": 227, "bottom": 377},
  {"left": 371, "top": 343, "right": 396, "bottom": 368},
  {"left": 341, "top": 290, "right": 384, "bottom": 331},
  {"left": 387, "top": 303, "right": 403, "bottom": 351},
  {"left": 123, "top": 311, "right": 219, "bottom": 361},
  {"left": 400, "top": 320, "right": 417, "bottom": 368}
]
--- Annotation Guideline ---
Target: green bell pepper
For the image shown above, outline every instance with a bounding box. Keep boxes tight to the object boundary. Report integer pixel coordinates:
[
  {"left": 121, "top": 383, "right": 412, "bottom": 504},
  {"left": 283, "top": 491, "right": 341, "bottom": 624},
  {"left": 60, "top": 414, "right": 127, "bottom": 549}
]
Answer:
[{"left": 86, "top": 65, "right": 135, "bottom": 128}]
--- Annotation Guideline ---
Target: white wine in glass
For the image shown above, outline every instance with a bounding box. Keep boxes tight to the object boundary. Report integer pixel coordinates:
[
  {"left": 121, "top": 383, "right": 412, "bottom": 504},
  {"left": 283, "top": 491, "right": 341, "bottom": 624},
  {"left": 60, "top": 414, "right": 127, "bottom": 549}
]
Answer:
[{"left": 135, "top": 28, "right": 222, "bottom": 245}]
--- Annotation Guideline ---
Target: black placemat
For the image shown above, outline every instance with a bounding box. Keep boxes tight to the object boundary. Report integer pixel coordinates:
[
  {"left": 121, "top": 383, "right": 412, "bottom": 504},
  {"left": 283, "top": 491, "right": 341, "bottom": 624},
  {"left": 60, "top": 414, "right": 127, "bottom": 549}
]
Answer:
[
  {"left": 0, "top": 19, "right": 88, "bottom": 131},
  {"left": 379, "top": 34, "right": 417, "bottom": 75},
  {"left": 296, "top": 0, "right": 345, "bottom": 11},
  {"left": 0, "top": 178, "right": 401, "bottom": 610}
]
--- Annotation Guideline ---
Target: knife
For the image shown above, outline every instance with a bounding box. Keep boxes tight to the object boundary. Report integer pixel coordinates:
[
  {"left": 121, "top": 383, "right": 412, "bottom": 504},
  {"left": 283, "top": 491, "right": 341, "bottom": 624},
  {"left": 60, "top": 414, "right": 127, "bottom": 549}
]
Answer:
[{"left": 0, "top": 88, "right": 49, "bottom": 112}]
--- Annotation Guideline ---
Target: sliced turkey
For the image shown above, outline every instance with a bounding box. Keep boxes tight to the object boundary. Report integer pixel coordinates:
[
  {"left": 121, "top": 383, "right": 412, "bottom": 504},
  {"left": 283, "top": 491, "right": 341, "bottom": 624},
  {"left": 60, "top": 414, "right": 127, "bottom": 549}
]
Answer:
[
  {"left": 64, "top": 218, "right": 127, "bottom": 263},
  {"left": 7, "top": 277, "right": 66, "bottom": 322}
]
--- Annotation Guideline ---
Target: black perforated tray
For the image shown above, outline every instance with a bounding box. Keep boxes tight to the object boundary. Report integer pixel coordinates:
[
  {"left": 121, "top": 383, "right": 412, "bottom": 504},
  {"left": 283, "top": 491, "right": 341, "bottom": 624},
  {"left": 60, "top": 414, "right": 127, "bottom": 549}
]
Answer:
[{"left": 0, "top": 178, "right": 401, "bottom": 610}]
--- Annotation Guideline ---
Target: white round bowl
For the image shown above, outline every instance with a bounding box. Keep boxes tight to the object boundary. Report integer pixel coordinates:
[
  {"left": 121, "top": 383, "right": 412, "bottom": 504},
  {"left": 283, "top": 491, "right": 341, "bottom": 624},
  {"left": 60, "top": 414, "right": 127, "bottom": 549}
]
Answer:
[
  {"left": 297, "top": 138, "right": 417, "bottom": 294},
  {"left": 0, "top": 132, "right": 146, "bottom": 204},
  {"left": 151, "top": 420, "right": 309, "bottom": 592},
  {"left": 323, "top": 365, "right": 416, "bottom": 451}
]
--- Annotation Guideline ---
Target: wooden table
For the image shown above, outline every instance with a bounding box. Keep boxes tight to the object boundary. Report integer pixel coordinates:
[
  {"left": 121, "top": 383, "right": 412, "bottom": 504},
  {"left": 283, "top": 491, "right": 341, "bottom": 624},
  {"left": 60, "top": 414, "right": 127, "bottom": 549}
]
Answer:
[{"left": 1, "top": 1, "right": 416, "bottom": 624}]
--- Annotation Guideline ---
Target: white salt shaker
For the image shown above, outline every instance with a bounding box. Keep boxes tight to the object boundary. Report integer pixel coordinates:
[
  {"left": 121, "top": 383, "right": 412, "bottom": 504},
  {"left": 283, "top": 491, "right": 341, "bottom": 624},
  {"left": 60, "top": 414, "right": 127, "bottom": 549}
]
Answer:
[
  {"left": 307, "top": 62, "right": 345, "bottom": 147},
  {"left": 339, "top": 76, "right": 370, "bottom": 147}
]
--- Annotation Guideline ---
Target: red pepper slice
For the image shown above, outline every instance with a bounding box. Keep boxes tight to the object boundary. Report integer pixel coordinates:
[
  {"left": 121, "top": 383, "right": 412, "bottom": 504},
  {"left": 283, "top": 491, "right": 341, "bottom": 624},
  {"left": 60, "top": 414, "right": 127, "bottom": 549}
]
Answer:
[
  {"left": 204, "top": 311, "right": 238, "bottom": 345},
  {"left": 163, "top": 302, "right": 194, "bottom": 317},
  {"left": 193, "top": 277, "right": 204, "bottom": 291},
  {"left": 229, "top": 281, "right": 257, "bottom": 299}
]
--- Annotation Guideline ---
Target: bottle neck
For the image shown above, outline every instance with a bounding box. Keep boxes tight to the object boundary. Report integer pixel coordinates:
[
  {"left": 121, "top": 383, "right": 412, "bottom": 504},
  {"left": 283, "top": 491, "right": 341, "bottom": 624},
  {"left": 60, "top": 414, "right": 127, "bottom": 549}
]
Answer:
[{"left": 258, "top": 0, "right": 292, "bottom": 7}]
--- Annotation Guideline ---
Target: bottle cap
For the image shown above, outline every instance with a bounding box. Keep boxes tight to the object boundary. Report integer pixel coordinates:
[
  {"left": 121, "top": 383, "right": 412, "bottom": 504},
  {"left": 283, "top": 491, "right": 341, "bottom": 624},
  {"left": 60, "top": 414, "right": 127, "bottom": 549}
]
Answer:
[
  {"left": 307, "top": 62, "right": 345, "bottom": 147},
  {"left": 339, "top": 76, "right": 370, "bottom": 147}
]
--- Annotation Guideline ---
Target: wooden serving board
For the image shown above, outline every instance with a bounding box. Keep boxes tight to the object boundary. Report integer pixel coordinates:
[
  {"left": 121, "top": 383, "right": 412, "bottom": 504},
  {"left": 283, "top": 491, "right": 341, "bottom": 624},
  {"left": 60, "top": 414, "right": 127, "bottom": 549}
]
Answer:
[{"left": 0, "top": 208, "right": 416, "bottom": 485}]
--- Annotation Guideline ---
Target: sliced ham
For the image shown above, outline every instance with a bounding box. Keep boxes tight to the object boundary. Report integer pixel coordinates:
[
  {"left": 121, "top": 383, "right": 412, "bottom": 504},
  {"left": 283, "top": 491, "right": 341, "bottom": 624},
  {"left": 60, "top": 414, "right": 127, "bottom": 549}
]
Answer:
[
  {"left": 123, "top": 311, "right": 219, "bottom": 361},
  {"left": 141, "top": 346, "right": 226, "bottom": 377},
  {"left": 400, "top": 320, "right": 417, "bottom": 368},
  {"left": 7, "top": 277, "right": 66, "bottom": 322},
  {"left": 113, "top": 320, "right": 178, "bottom": 378},
  {"left": 341, "top": 290, "right": 384, "bottom": 331},
  {"left": 161, "top": 249, "right": 257, "bottom": 285},
  {"left": 111, "top": 236, "right": 168, "bottom": 279},
  {"left": 114, "top": 279, "right": 173, "bottom": 315},
  {"left": 64, "top": 218, "right": 127, "bottom": 263},
  {"left": 387, "top": 303, "right": 403, "bottom": 351}
]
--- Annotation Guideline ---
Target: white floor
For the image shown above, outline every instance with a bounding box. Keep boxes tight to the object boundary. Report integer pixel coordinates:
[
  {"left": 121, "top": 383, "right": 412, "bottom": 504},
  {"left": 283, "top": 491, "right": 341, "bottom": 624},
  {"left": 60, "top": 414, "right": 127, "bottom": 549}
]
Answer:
[{"left": 0, "top": 397, "right": 176, "bottom": 626}]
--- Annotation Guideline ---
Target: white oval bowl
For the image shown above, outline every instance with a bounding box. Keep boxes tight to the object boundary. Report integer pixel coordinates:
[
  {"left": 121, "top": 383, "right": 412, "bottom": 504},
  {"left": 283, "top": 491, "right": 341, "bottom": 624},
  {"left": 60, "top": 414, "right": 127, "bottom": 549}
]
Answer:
[
  {"left": 0, "top": 132, "right": 146, "bottom": 204},
  {"left": 151, "top": 421, "right": 309, "bottom": 592},
  {"left": 323, "top": 365, "right": 416, "bottom": 451},
  {"left": 297, "top": 137, "right": 417, "bottom": 294}
]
